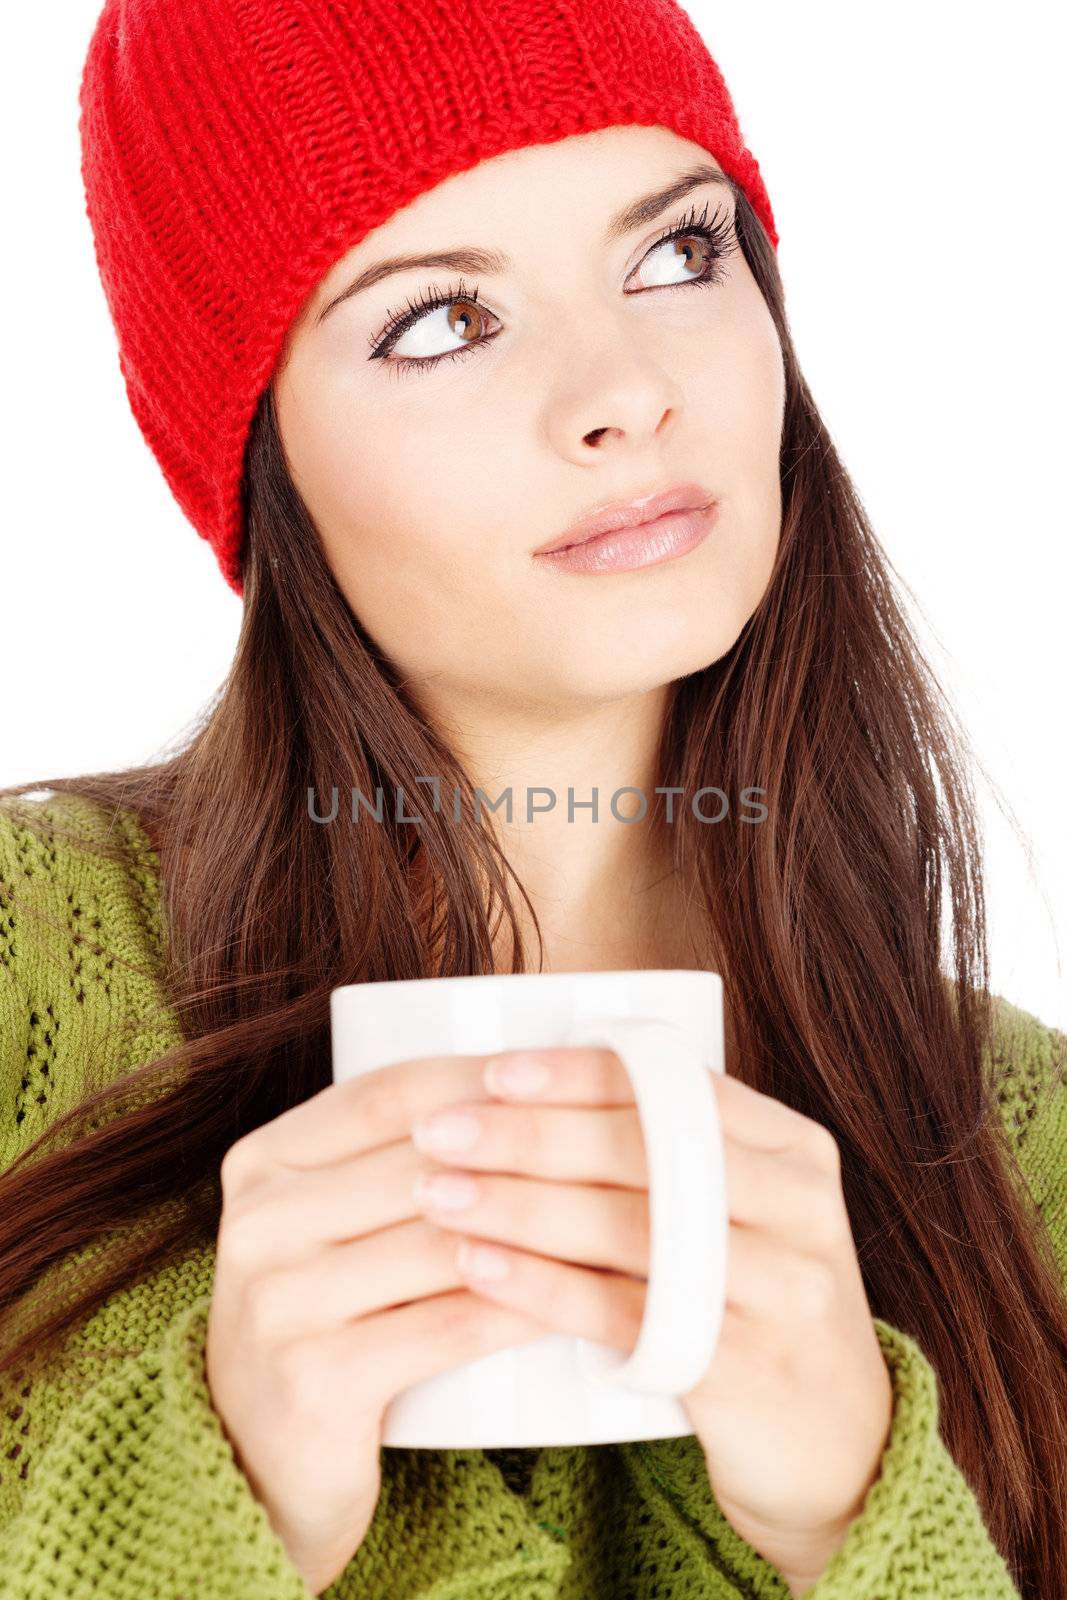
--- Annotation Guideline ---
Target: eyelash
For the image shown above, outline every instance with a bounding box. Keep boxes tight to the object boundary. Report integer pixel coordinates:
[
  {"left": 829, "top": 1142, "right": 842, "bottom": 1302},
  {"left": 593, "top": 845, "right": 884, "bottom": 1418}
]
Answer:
[{"left": 366, "top": 199, "right": 738, "bottom": 378}]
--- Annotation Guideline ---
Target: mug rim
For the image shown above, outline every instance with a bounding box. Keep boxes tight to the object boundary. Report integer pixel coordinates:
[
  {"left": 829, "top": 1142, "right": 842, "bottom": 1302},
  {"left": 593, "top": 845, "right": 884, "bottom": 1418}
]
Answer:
[{"left": 332, "top": 968, "right": 722, "bottom": 999}]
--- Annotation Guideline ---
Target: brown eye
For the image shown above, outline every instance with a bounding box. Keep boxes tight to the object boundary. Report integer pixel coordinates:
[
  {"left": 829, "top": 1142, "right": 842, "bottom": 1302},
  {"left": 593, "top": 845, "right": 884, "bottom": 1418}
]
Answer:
[
  {"left": 447, "top": 302, "right": 485, "bottom": 343},
  {"left": 673, "top": 234, "right": 712, "bottom": 273},
  {"left": 635, "top": 228, "right": 719, "bottom": 289},
  {"left": 376, "top": 293, "right": 496, "bottom": 364}
]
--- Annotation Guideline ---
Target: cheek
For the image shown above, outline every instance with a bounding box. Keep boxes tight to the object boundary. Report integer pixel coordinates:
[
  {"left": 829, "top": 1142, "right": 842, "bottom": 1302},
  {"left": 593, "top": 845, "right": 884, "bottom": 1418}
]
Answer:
[
  {"left": 326, "top": 480, "right": 502, "bottom": 679},
  {"left": 699, "top": 302, "right": 783, "bottom": 547},
  {"left": 277, "top": 365, "right": 517, "bottom": 681},
  {"left": 674, "top": 313, "right": 783, "bottom": 623},
  {"left": 281, "top": 398, "right": 455, "bottom": 607},
  {"left": 697, "top": 295, "right": 784, "bottom": 466}
]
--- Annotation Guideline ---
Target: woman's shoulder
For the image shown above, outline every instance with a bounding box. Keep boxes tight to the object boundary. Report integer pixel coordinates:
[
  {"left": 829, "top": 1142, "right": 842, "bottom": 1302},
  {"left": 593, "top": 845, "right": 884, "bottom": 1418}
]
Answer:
[
  {"left": 987, "top": 990, "right": 1067, "bottom": 1141},
  {"left": 0, "top": 789, "right": 173, "bottom": 1169},
  {"left": 0, "top": 788, "right": 165, "bottom": 972},
  {"left": 986, "top": 990, "right": 1067, "bottom": 1274}
]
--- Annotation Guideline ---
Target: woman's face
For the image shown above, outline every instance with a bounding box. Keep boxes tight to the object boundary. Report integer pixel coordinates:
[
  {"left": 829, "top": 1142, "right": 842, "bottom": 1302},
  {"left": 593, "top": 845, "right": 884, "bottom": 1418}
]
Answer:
[{"left": 273, "top": 123, "right": 785, "bottom": 712}]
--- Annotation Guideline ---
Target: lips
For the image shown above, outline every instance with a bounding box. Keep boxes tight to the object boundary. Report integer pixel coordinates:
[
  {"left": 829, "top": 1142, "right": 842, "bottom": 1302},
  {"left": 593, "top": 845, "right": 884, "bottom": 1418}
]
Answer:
[{"left": 535, "top": 481, "right": 717, "bottom": 555}]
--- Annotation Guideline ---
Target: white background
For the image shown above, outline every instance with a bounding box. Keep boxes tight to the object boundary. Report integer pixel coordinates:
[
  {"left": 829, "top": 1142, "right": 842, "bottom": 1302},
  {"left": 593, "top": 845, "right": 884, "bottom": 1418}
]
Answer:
[{"left": 3, "top": 3, "right": 1064, "bottom": 1027}]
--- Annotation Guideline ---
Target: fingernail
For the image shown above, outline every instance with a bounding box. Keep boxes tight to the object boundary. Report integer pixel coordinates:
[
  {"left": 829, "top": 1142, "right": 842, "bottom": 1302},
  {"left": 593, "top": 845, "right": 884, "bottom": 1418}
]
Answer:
[
  {"left": 412, "top": 1110, "right": 480, "bottom": 1152},
  {"left": 456, "top": 1239, "right": 511, "bottom": 1280},
  {"left": 484, "top": 1052, "right": 550, "bottom": 1096}
]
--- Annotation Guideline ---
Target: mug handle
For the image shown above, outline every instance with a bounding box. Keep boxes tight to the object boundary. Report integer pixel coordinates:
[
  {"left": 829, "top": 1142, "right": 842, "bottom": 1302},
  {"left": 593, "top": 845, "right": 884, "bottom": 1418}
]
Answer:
[{"left": 564, "top": 1014, "right": 727, "bottom": 1396}]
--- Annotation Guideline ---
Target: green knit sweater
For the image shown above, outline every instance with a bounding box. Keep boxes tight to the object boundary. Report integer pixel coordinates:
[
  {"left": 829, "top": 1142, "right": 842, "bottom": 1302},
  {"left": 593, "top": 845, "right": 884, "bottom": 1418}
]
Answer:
[{"left": 0, "top": 793, "right": 1064, "bottom": 1600}]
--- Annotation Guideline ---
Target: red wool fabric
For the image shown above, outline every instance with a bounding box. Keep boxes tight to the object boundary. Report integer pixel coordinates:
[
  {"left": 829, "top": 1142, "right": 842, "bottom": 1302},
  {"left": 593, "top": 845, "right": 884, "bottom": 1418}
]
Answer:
[{"left": 78, "top": 0, "right": 778, "bottom": 598}]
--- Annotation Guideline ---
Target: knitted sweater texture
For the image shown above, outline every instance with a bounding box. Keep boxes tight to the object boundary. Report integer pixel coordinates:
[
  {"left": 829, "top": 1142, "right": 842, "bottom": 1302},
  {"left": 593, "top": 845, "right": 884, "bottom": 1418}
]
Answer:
[{"left": 0, "top": 793, "right": 1064, "bottom": 1599}]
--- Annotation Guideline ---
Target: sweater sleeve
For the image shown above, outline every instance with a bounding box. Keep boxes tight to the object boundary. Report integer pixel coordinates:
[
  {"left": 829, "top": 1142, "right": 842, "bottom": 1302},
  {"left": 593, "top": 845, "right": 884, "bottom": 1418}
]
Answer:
[
  {"left": 629, "top": 1316, "right": 1021, "bottom": 1599},
  {"left": 629, "top": 996, "right": 1067, "bottom": 1600},
  {"left": 0, "top": 796, "right": 320, "bottom": 1599},
  {"left": 0, "top": 1294, "right": 323, "bottom": 1600}
]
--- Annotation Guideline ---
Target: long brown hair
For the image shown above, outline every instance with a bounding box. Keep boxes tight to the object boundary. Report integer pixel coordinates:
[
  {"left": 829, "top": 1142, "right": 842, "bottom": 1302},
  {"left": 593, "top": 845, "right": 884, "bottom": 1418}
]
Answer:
[{"left": 1, "top": 178, "right": 1065, "bottom": 1595}]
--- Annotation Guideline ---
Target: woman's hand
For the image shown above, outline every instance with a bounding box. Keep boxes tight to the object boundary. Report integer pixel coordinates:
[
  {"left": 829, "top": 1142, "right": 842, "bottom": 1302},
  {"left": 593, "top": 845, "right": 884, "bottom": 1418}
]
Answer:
[
  {"left": 206, "top": 1053, "right": 555, "bottom": 1594},
  {"left": 409, "top": 1045, "right": 894, "bottom": 1595}
]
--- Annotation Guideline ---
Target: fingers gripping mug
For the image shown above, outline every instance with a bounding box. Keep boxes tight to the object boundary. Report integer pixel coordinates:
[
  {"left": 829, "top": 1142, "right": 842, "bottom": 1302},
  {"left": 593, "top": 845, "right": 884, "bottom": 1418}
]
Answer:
[{"left": 330, "top": 969, "right": 727, "bottom": 1448}]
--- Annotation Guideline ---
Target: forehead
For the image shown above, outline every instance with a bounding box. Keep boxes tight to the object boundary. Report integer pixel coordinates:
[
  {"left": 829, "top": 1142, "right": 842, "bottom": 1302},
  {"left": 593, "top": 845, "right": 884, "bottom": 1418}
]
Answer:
[{"left": 369, "top": 125, "right": 724, "bottom": 240}]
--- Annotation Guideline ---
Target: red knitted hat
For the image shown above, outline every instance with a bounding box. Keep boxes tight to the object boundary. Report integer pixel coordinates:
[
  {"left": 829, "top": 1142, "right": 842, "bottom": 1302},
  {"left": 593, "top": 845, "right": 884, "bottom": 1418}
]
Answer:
[{"left": 79, "top": 0, "right": 777, "bottom": 599}]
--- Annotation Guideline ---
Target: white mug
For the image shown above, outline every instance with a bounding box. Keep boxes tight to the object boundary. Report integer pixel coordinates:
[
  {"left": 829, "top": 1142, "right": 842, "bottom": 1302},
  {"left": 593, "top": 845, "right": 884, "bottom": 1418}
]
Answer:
[{"left": 330, "top": 968, "right": 727, "bottom": 1448}]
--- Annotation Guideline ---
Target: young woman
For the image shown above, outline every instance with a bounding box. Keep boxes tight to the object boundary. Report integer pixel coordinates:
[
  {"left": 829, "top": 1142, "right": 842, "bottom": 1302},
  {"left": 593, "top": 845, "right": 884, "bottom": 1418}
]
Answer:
[{"left": 1, "top": 0, "right": 1064, "bottom": 1596}]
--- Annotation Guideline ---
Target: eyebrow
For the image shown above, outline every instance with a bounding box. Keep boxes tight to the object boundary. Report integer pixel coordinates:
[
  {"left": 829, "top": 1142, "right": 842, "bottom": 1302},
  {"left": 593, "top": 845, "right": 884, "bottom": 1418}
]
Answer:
[{"left": 313, "top": 162, "right": 734, "bottom": 328}]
